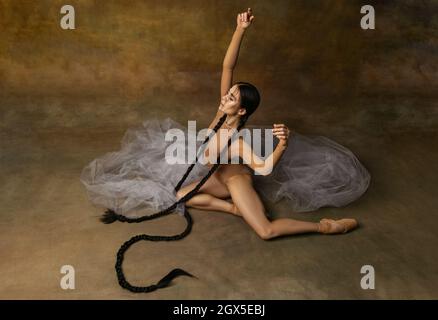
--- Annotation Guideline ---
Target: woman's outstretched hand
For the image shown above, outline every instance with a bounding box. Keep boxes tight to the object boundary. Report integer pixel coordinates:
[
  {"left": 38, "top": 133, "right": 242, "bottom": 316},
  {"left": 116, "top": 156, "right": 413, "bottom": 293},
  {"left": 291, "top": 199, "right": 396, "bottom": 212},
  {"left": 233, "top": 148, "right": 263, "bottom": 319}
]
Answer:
[
  {"left": 272, "top": 124, "right": 291, "bottom": 147},
  {"left": 236, "top": 8, "right": 255, "bottom": 30}
]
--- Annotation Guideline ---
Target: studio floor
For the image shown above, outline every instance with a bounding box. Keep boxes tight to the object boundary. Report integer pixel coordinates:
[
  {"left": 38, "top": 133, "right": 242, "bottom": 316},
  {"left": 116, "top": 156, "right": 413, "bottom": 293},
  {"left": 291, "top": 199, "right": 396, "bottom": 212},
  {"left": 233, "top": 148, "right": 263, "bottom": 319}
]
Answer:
[{"left": 1, "top": 126, "right": 437, "bottom": 299}]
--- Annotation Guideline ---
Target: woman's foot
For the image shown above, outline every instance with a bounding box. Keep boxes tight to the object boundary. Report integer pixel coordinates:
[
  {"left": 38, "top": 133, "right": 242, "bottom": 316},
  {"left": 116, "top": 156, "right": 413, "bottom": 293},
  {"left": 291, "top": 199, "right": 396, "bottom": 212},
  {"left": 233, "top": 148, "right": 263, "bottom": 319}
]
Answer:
[{"left": 317, "top": 218, "right": 358, "bottom": 234}]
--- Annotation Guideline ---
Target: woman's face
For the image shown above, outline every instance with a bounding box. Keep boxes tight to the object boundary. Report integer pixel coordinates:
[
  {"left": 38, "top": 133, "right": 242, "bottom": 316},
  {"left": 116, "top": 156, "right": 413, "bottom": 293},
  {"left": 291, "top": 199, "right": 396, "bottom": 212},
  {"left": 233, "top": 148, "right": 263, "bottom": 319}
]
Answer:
[{"left": 219, "top": 85, "right": 246, "bottom": 117}]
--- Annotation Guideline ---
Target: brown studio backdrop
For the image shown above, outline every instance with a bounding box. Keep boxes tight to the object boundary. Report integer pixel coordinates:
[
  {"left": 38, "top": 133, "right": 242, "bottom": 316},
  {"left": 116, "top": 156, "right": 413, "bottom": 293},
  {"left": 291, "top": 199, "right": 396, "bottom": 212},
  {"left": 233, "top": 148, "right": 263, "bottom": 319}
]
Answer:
[
  {"left": 0, "top": 0, "right": 437, "bottom": 136},
  {"left": 1, "top": 0, "right": 438, "bottom": 299}
]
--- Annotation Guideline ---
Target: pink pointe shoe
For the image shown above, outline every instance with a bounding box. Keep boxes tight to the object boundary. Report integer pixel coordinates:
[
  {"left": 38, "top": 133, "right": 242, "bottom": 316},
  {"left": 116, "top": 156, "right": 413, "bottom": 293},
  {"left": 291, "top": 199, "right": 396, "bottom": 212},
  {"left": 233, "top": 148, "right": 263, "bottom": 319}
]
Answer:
[{"left": 318, "top": 218, "right": 358, "bottom": 234}]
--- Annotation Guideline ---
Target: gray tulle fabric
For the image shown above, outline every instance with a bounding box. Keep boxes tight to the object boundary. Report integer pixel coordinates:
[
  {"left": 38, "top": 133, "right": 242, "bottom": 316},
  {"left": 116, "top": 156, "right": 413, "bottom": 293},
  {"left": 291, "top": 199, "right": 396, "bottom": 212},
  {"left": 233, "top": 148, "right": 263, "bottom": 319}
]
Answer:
[{"left": 80, "top": 118, "right": 370, "bottom": 217}]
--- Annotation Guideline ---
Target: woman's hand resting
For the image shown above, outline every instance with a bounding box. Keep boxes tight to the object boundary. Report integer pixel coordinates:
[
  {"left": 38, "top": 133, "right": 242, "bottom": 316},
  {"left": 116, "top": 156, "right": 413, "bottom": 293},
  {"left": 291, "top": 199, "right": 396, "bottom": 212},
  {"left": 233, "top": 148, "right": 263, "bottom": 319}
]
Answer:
[
  {"left": 272, "top": 124, "right": 291, "bottom": 147},
  {"left": 236, "top": 8, "right": 255, "bottom": 30}
]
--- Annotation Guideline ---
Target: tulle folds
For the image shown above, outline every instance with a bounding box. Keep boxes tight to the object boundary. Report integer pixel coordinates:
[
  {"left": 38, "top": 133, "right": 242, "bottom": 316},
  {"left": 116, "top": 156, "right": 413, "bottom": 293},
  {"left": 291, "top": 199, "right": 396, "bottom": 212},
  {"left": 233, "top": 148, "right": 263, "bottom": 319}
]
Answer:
[{"left": 80, "top": 117, "right": 371, "bottom": 216}]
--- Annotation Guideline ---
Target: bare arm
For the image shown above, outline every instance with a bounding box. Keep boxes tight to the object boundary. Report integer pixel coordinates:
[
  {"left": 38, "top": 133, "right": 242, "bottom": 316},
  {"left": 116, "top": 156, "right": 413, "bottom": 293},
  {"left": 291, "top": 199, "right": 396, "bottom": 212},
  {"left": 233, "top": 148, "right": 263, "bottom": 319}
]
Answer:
[
  {"left": 220, "top": 27, "right": 245, "bottom": 97},
  {"left": 215, "top": 8, "right": 255, "bottom": 122},
  {"left": 230, "top": 124, "right": 291, "bottom": 176}
]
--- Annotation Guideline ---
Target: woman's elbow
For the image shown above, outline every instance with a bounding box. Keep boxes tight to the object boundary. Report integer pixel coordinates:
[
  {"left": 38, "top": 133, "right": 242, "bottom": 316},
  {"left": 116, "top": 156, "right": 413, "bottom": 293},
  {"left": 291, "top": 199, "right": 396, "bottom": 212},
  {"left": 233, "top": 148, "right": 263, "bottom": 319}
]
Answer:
[{"left": 253, "top": 165, "right": 273, "bottom": 176}]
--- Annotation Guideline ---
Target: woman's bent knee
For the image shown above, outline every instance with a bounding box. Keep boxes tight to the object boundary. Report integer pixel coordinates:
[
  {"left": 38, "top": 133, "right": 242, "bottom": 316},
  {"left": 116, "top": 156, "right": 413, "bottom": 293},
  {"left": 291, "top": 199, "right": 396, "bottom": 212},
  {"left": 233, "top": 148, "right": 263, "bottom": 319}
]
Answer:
[
  {"left": 256, "top": 225, "right": 275, "bottom": 240},
  {"left": 176, "top": 188, "right": 189, "bottom": 201}
]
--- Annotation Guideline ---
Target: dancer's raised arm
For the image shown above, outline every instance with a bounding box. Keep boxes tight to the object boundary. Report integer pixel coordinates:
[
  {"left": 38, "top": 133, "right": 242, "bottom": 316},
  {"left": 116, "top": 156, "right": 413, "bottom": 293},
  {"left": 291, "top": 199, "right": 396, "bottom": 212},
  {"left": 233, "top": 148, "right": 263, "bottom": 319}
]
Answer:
[{"left": 216, "top": 8, "right": 255, "bottom": 119}]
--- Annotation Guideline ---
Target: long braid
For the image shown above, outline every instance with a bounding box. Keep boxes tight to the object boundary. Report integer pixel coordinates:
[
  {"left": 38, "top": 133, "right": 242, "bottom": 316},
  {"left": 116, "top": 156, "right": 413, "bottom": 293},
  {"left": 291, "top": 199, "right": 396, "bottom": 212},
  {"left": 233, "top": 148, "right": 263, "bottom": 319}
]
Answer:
[
  {"left": 173, "top": 114, "right": 228, "bottom": 193},
  {"left": 100, "top": 114, "right": 227, "bottom": 224},
  {"left": 106, "top": 114, "right": 248, "bottom": 293}
]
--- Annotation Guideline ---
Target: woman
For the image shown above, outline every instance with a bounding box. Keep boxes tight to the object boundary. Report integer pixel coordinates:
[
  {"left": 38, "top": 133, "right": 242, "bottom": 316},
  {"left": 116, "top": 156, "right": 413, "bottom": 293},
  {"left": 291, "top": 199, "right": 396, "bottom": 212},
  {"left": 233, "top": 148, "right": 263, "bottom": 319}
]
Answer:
[
  {"left": 81, "top": 8, "right": 370, "bottom": 238},
  {"left": 175, "top": 8, "right": 367, "bottom": 237},
  {"left": 80, "top": 7, "right": 370, "bottom": 293}
]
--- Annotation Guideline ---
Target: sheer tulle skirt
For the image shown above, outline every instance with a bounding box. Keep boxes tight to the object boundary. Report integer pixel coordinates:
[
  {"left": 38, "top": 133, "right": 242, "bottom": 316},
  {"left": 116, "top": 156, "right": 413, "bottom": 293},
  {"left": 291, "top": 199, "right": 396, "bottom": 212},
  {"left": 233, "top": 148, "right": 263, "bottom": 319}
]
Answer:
[
  {"left": 80, "top": 118, "right": 370, "bottom": 217},
  {"left": 252, "top": 130, "right": 371, "bottom": 212}
]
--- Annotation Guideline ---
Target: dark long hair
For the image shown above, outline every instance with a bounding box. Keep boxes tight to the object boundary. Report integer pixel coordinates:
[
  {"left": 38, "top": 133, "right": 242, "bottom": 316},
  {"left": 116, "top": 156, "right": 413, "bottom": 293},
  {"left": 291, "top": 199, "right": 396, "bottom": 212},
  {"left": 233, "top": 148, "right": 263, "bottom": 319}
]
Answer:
[
  {"left": 235, "top": 81, "right": 261, "bottom": 127},
  {"left": 102, "top": 82, "right": 260, "bottom": 293}
]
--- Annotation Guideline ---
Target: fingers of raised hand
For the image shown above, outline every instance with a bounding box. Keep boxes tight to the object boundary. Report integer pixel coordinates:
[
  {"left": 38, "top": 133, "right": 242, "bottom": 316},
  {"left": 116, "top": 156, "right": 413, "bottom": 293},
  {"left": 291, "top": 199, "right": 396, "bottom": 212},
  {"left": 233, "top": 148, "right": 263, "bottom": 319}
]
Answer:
[
  {"left": 272, "top": 124, "right": 290, "bottom": 140},
  {"left": 238, "top": 8, "right": 254, "bottom": 25},
  {"left": 241, "top": 8, "right": 253, "bottom": 21},
  {"left": 247, "top": 8, "right": 254, "bottom": 21}
]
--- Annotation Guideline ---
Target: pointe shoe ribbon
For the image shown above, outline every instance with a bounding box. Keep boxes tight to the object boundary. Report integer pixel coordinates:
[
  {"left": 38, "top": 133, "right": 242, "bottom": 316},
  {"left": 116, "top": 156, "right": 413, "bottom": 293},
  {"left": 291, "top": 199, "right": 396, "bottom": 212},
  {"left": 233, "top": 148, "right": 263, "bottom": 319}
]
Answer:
[{"left": 318, "top": 218, "right": 358, "bottom": 234}]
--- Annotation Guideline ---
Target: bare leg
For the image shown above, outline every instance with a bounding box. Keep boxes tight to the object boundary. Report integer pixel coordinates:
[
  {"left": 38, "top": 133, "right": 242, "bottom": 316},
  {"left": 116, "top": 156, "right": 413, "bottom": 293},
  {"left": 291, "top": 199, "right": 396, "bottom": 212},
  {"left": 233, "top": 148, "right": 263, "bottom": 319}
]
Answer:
[
  {"left": 176, "top": 172, "right": 241, "bottom": 216},
  {"left": 268, "top": 217, "right": 319, "bottom": 235},
  {"left": 186, "top": 193, "right": 236, "bottom": 215},
  {"left": 225, "top": 174, "right": 322, "bottom": 239}
]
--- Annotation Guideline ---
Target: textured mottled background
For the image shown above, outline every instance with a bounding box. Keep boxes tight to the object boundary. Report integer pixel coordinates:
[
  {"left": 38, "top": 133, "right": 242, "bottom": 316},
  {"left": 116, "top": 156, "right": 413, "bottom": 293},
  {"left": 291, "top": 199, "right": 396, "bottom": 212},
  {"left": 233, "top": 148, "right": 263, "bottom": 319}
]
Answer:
[
  {"left": 1, "top": 1, "right": 438, "bottom": 299},
  {"left": 1, "top": 0, "right": 437, "bottom": 134}
]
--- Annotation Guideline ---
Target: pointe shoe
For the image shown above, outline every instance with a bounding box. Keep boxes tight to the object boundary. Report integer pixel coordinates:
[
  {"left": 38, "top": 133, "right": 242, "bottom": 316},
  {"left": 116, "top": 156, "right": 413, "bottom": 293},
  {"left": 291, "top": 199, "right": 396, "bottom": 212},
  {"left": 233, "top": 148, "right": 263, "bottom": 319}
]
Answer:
[{"left": 318, "top": 218, "right": 358, "bottom": 234}]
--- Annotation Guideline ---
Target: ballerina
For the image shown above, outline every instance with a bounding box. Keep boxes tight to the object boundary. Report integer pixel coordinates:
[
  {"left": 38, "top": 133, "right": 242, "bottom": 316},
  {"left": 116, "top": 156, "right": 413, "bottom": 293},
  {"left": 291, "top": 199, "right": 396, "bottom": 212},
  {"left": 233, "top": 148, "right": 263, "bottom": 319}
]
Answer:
[
  {"left": 175, "top": 8, "right": 364, "bottom": 238},
  {"left": 80, "top": 7, "right": 370, "bottom": 293}
]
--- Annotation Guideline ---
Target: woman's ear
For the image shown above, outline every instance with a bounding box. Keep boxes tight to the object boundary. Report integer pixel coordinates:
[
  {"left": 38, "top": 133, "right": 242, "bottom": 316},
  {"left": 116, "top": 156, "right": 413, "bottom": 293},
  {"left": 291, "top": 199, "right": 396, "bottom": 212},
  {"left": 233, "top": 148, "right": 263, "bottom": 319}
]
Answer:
[{"left": 238, "top": 108, "right": 247, "bottom": 116}]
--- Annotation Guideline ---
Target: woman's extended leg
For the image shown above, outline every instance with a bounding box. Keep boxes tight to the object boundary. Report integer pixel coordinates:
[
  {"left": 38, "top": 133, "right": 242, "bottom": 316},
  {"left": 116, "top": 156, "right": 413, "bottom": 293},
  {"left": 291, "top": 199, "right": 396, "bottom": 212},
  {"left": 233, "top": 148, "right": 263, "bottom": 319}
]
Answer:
[
  {"left": 225, "top": 174, "right": 357, "bottom": 239},
  {"left": 176, "top": 171, "right": 241, "bottom": 216}
]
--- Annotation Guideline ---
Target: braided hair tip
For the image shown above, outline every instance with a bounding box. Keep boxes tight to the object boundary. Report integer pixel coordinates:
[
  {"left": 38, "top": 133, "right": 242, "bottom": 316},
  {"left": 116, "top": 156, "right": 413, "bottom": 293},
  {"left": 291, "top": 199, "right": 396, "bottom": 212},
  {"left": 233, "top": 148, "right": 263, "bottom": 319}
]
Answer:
[{"left": 100, "top": 209, "right": 120, "bottom": 224}]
